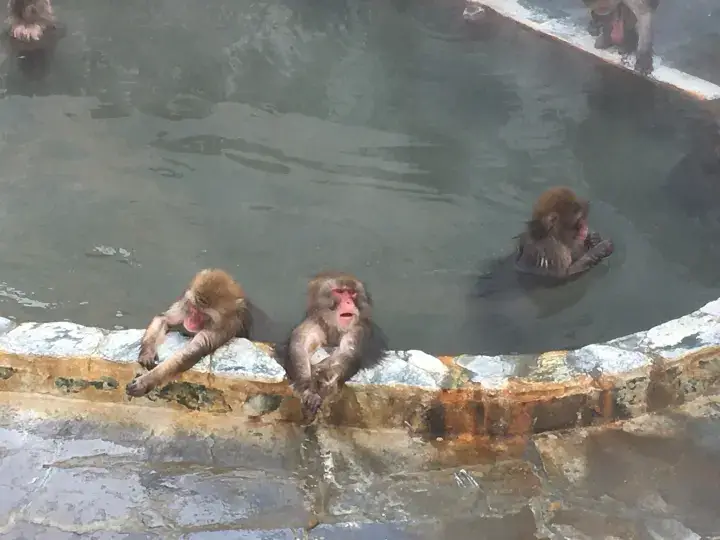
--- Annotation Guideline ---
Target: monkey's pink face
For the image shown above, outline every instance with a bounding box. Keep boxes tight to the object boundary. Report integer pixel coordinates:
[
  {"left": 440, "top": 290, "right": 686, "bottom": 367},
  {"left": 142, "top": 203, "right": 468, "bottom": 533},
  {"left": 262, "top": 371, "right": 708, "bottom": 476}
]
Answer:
[
  {"left": 332, "top": 288, "right": 359, "bottom": 328},
  {"left": 574, "top": 215, "right": 589, "bottom": 243},
  {"left": 184, "top": 304, "right": 207, "bottom": 333}
]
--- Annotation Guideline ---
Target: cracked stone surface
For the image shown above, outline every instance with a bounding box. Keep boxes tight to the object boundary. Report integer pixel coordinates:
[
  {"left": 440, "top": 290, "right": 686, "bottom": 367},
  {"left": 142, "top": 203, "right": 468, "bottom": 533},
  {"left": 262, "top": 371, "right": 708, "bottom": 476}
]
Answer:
[
  {"left": 454, "top": 354, "right": 516, "bottom": 388},
  {"left": 0, "top": 322, "right": 107, "bottom": 358},
  {"left": 1, "top": 395, "right": 720, "bottom": 538},
  {"left": 348, "top": 351, "right": 447, "bottom": 389}
]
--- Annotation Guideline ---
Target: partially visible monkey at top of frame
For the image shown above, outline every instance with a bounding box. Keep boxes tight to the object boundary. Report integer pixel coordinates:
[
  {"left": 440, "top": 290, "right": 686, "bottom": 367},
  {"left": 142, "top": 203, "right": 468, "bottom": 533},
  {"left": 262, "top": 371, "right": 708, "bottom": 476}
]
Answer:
[
  {"left": 514, "top": 186, "right": 614, "bottom": 281},
  {"left": 6, "top": 0, "right": 56, "bottom": 42},
  {"left": 125, "top": 268, "right": 272, "bottom": 398},
  {"left": 278, "top": 271, "right": 386, "bottom": 420},
  {"left": 582, "top": 0, "right": 659, "bottom": 74}
]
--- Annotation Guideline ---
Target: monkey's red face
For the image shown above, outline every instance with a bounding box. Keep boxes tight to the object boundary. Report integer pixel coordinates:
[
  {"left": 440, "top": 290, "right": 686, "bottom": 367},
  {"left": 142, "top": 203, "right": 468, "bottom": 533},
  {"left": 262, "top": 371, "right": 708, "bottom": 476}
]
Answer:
[
  {"left": 574, "top": 214, "right": 589, "bottom": 243},
  {"left": 332, "top": 288, "right": 359, "bottom": 328},
  {"left": 184, "top": 304, "right": 207, "bottom": 333}
]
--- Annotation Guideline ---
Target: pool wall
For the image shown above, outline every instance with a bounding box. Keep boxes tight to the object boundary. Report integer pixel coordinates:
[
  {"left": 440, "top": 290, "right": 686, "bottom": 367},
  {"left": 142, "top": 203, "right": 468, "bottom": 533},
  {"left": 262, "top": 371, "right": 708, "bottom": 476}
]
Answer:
[{"left": 0, "top": 296, "right": 719, "bottom": 437}]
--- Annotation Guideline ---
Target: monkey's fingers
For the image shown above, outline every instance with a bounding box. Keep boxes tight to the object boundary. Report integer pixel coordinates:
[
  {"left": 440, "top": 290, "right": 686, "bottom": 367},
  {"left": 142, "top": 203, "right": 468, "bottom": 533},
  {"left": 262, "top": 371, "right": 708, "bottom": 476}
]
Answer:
[
  {"left": 11, "top": 23, "right": 43, "bottom": 41},
  {"left": 301, "top": 391, "right": 323, "bottom": 417},
  {"left": 137, "top": 353, "right": 160, "bottom": 371},
  {"left": 125, "top": 374, "right": 154, "bottom": 397}
]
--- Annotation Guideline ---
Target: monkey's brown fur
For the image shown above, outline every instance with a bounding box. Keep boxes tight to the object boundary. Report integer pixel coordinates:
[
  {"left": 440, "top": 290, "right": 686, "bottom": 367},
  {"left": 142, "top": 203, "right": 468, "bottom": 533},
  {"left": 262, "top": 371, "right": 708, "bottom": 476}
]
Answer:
[
  {"left": 125, "top": 269, "right": 251, "bottom": 397},
  {"left": 515, "top": 187, "right": 614, "bottom": 279},
  {"left": 281, "top": 271, "right": 385, "bottom": 419},
  {"left": 583, "top": 0, "right": 659, "bottom": 74}
]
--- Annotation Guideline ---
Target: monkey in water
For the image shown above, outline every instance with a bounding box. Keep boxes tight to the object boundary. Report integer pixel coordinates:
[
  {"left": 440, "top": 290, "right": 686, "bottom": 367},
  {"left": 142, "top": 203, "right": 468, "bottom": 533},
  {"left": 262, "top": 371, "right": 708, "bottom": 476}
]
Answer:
[
  {"left": 125, "top": 269, "right": 269, "bottom": 397},
  {"left": 279, "top": 271, "right": 386, "bottom": 419},
  {"left": 515, "top": 187, "right": 614, "bottom": 281},
  {"left": 6, "top": 0, "right": 55, "bottom": 42},
  {"left": 583, "top": 0, "right": 659, "bottom": 74}
]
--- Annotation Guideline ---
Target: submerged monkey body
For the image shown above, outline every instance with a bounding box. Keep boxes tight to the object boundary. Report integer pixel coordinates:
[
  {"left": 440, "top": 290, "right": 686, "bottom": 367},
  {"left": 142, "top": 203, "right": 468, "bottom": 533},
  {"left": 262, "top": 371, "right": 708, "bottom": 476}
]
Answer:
[{"left": 515, "top": 187, "right": 614, "bottom": 280}]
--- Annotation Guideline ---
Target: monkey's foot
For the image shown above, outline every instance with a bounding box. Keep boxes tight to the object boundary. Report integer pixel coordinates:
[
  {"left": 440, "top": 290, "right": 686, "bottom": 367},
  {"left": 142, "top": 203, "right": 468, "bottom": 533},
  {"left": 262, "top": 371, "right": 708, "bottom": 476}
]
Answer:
[
  {"left": 125, "top": 374, "right": 154, "bottom": 397},
  {"left": 634, "top": 51, "right": 653, "bottom": 75},
  {"left": 10, "top": 23, "right": 43, "bottom": 41}
]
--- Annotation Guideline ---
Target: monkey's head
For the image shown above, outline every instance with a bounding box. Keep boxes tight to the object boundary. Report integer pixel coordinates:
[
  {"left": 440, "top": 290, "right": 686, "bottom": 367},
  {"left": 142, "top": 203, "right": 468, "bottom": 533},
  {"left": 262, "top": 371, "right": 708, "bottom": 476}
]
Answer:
[
  {"left": 308, "top": 272, "right": 371, "bottom": 330},
  {"left": 184, "top": 269, "right": 244, "bottom": 332},
  {"left": 529, "top": 187, "right": 589, "bottom": 245}
]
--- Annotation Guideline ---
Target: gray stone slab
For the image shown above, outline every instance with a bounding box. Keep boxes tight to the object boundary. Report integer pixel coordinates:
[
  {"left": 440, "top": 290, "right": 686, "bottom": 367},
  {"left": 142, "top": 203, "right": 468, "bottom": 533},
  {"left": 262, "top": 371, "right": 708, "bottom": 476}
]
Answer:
[
  {"left": 567, "top": 344, "right": 651, "bottom": 376},
  {"left": 454, "top": 354, "right": 516, "bottom": 388},
  {"left": 211, "top": 338, "right": 285, "bottom": 383},
  {"left": 348, "top": 352, "right": 442, "bottom": 389},
  {"left": 0, "top": 322, "right": 106, "bottom": 358}
]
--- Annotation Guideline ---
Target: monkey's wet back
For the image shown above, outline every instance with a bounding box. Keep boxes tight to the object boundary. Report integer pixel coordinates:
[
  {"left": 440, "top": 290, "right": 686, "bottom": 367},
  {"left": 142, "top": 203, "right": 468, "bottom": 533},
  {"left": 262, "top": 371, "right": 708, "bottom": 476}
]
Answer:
[
  {"left": 0, "top": 0, "right": 718, "bottom": 357},
  {"left": 2, "top": 392, "right": 720, "bottom": 537}
]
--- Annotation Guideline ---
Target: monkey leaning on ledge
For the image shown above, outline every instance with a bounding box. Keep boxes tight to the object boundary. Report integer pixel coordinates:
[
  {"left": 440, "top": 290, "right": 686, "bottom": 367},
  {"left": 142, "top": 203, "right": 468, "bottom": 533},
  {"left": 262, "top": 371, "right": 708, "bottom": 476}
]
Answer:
[{"left": 125, "top": 268, "right": 275, "bottom": 398}]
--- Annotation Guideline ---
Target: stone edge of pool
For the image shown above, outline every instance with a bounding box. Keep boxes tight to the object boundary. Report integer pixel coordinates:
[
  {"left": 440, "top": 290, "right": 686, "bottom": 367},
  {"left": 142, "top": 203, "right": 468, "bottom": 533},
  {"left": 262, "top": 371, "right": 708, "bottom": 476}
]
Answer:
[{"left": 0, "top": 297, "right": 719, "bottom": 437}]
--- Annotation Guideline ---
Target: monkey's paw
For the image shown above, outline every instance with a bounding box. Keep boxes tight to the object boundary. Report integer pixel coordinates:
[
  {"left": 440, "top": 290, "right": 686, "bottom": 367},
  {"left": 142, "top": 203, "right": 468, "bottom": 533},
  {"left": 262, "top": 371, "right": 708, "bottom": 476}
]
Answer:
[
  {"left": 634, "top": 51, "right": 653, "bottom": 75},
  {"left": 301, "top": 391, "right": 323, "bottom": 417},
  {"left": 137, "top": 352, "right": 159, "bottom": 370},
  {"left": 125, "top": 374, "right": 153, "bottom": 397},
  {"left": 11, "top": 23, "right": 43, "bottom": 41}
]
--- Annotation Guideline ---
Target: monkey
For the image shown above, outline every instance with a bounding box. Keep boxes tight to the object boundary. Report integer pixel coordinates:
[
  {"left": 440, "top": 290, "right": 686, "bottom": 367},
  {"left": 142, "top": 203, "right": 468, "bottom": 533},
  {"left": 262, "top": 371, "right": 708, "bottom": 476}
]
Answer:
[
  {"left": 515, "top": 187, "right": 614, "bottom": 280},
  {"left": 6, "top": 0, "right": 56, "bottom": 42},
  {"left": 278, "top": 271, "right": 386, "bottom": 419},
  {"left": 125, "top": 268, "right": 268, "bottom": 397},
  {"left": 582, "top": 0, "right": 659, "bottom": 74}
]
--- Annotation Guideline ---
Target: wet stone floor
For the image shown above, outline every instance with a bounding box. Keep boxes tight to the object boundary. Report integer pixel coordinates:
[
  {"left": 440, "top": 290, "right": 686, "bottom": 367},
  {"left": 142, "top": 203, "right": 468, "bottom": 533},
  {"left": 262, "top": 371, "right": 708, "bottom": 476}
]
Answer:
[{"left": 2, "top": 396, "right": 720, "bottom": 539}]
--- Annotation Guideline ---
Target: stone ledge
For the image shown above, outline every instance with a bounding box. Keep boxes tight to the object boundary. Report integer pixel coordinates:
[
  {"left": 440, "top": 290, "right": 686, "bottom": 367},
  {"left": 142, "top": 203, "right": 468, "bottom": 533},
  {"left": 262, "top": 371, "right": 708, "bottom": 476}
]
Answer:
[{"left": 0, "top": 296, "right": 719, "bottom": 435}]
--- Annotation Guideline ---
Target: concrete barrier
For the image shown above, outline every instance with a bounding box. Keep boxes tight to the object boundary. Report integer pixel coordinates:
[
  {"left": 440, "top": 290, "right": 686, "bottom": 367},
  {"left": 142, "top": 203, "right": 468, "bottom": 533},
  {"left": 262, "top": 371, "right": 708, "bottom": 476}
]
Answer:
[{"left": 0, "top": 296, "right": 719, "bottom": 437}]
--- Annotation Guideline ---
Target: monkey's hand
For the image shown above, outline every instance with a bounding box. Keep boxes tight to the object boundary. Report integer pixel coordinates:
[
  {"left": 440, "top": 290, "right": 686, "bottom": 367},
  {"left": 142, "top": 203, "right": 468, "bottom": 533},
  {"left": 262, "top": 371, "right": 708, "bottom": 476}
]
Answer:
[
  {"left": 585, "top": 231, "right": 604, "bottom": 249},
  {"left": 137, "top": 348, "right": 159, "bottom": 370},
  {"left": 125, "top": 373, "right": 154, "bottom": 397},
  {"left": 634, "top": 50, "right": 653, "bottom": 75},
  {"left": 300, "top": 389, "right": 323, "bottom": 418},
  {"left": 11, "top": 23, "right": 43, "bottom": 41},
  {"left": 589, "top": 239, "right": 614, "bottom": 262}
]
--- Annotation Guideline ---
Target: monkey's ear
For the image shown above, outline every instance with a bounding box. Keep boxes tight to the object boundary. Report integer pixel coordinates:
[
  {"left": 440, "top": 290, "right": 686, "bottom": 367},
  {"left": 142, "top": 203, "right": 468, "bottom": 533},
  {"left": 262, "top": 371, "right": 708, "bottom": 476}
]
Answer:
[{"left": 542, "top": 212, "right": 559, "bottom": 230}]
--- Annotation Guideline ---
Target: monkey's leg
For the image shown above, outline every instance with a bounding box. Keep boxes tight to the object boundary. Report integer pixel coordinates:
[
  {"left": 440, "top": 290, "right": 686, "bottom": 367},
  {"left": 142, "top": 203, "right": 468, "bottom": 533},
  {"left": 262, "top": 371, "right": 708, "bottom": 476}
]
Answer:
[
  {"left": 565, "top": 240, "right": 614, "bottom": 276},
  {"left": 127, "top": 329, "right": 229, "bottom": 397}
]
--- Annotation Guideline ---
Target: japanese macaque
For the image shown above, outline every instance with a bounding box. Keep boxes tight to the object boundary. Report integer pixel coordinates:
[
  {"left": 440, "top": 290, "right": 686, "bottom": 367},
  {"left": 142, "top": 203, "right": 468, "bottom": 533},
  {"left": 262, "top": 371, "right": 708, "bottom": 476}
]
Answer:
[
  {"left": 515, "top": 187, "right": 614, "bottom": 280},
  {"left": 279, "top": 272, "right": 386, "bottom": 419},
  {"left": 583, "top": 0, "right": 659, "bottom": 74},
  {"left": 126, "top": 269, "right": 258, "bottom": 397},
  {"left": 6, "top": 0, "right": 55, "bottom": 42}
]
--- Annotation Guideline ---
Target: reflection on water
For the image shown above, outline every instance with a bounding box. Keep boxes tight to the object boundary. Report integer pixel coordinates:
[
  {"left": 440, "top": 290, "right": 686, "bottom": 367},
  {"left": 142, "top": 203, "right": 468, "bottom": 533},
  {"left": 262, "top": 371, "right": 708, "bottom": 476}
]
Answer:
[{"left": 0, "top": 0, "right": 718, "bottom": 354}]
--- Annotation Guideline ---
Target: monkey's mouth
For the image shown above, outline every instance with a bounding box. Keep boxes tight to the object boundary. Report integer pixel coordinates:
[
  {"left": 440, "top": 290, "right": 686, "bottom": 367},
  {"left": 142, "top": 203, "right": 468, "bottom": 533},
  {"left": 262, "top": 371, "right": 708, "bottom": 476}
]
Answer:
[
  {"left": 184, "top": 311, "right": 205, "bottom": 333},
  {"left": 338, "top": 312, "right": 355, "bottom": 326},
  {"left": 575, "top": 220, "right": 589, "bottom": 242}
]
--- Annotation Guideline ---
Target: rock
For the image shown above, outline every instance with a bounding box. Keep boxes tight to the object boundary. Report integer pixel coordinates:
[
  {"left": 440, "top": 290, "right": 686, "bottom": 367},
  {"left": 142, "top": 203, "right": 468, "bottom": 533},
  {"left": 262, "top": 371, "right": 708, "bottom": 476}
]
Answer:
[
  {"left": 567, "top": 344, "right": 650, "bottom": 376},
  {"left": 211, "top": 338, "right": 285, "bottom": 383},
  {"left": 97, "top": 329, "right": 144, "bottom": 363},
  {"left": 0, "top": 322, "right": 106, "bottom": 358},
  {"left": 349, "top": 352, "right": 442, "bottom": 389},
  {"left": 454, "top": 354, "right": 515, "bottom": 388}
]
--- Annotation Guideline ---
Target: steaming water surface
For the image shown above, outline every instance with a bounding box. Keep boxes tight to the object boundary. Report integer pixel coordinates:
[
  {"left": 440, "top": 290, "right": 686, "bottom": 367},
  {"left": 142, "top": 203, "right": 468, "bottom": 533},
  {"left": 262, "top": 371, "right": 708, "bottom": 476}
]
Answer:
[{"left": 0, "top": 0, "right": 719, "bottom": 355}]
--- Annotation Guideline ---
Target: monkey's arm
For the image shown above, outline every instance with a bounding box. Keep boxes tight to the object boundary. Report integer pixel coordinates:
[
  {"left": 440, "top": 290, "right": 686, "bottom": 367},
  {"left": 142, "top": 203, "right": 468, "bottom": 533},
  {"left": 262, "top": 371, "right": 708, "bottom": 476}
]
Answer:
[
  {"left": 127, "top": 328, "right": 234, "bottom": 397},
  {"left": 286, "top": 321, "right": 325, "bottom": 413},
  {"left": 516, "top": 240, "right": 613, "bottom": 278},
  {"left": 138, "top": 301, "right": 185, "bottom": 369},
  {"left": 316, "top": 326, "right": 369, "bottom": 396},
  {"left": 626, "top": 0, "right": 654, "bottom": 73}
]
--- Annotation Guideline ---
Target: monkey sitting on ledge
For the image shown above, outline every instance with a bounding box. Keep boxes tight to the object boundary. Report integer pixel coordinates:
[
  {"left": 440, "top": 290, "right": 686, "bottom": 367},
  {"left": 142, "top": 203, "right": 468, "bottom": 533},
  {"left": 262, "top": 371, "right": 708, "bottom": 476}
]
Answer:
[{"left": 277, "top": 271, "right": 386, "bottom": 420}]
